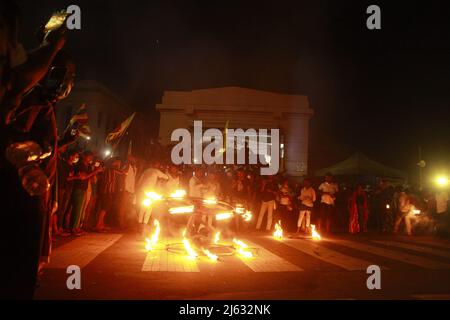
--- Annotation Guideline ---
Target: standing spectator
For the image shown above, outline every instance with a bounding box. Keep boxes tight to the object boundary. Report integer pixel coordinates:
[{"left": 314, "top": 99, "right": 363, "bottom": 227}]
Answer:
[
  {"left": 69, "top": 151, "right": 102, "bottom": 235},
  {"left": 95, "top": 158, "right": 124, "bottom": 232},
  {"left": 297, "top": 178, "right": 316, "bottom": 234},
  {"left": 348, "top": 184, "right": 369, "bottom": 234},
  {"left": 204, "top": 171, "right": 221, "bottom": 199},
  {"left": 435, "top": 189, "right": 449, "bottom": 236},
  {"left": 256, "top": 175, "right": 278, "bottom": 231},
  {"left": 371, "top": 180, "right": 392, "bottom": 233},
  {"left": 278, "top": 180, "right": 293, "bottom": 231},
  {"left": 318, "top": 173, "right": 339, "bottom": 234},
  {"left": 394, "top": 189, "right": 413, "bottom": 235},
  {"left": 82, "top": 157, "right": 101, "bottom": 230},
  {"left": 54, "top": 149, "right": 79, "bottom": 235},
  {"left": 232, "top": 169, "right": 251, "bottom": 206},
  {"left": 118, "top": 155, "right": 137, "bottom": 230}
]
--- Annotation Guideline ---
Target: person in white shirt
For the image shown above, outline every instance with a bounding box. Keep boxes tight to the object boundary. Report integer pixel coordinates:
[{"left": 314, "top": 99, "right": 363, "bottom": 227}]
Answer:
[
  {"left": 137, "top": 161, "right": 168, "bottom": 236},
  {"left": 297, "top": 178, "right": 316, "bottom": 233},
  {"left": 318, "top": 173, "right": 338, "bottom": 234},
  {"left": 118, "top": 155, "right": 137, "bottom": 230},
  {"left": 394, "top": 190, "right": 413, "bottom": 236}
]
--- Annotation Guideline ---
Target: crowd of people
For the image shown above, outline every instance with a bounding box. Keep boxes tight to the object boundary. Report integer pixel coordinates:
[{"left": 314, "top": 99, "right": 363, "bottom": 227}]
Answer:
[{"left": 51, "top": 150, "right": 450, "bottom": 243}]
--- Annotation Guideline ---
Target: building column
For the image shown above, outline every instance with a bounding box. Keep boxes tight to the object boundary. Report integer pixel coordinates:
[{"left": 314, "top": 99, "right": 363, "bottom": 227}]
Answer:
[{"left": 282, "top": 114, "right": 311, "bottom": 177}]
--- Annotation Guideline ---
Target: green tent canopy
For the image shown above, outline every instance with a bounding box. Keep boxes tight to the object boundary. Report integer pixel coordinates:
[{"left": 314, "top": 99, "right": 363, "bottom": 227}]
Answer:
[{"left": 315, "top": 152, "right": 406, "bottom": 179}]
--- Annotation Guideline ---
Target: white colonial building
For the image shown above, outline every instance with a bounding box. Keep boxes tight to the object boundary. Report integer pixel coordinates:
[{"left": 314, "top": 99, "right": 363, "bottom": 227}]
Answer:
[{"left": 156, "top": 87, "right": 313, "bottom": 177}]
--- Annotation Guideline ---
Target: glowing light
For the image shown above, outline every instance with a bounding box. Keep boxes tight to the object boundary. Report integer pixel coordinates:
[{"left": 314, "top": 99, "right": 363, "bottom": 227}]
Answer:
[
  {"left": 44, "top": 12, "right": 68, "bottom": 31},
  {"left": 273, "top": 221, "right": 283, "bottom": 240},
  {"left": 242, "top": 211, "right": 253, "bottom": 222},
  {"left": 311, "top": 225, "right": 322, "bottom": 241},
  {"left": 144, "top": 220, "right": 160, "bottom": 251},
  {"left": 203, "top": 197, "right": 218, "bottom": 205},
  {"left": 216, "top": 212, "right": 233, "bottom": 221},
  {"left": 145, "top": 191, "right": 163, "bottom": 201},
  {"left": 214, "top": 232, "right": 221, "bottom": 244},
  {"left": 169, "top": 206, "right": 195, "bottom": 214},
  {"left": 412, "top": 209, "right": 421, "bottom": 216},
  {"left": 436, "top": 176, "right": 449, "bottom": 187},
  {"left": 104, "top": 149, "right": 112, "bottom": 157},
  {"left": 233, "top": 238, "right": 253, "bottom": 258},
  {"left": 145, "top": 238, "right": 152, "bottom": 251},
  {"left": 169, "top": 189, "right": 186, "bottom": 199},
  {"left": 27, "top": 155, "right": 39, "bottom": 162},
  {"left": 85, "top": 136, "right": 91, "bottom": 141},
  {"left": 202, "top": 248, "right": 218, "bottom": 261},
  {"left": 235, "top": 205, "right": 245, "bottom": 214},
  {"left": 142, "top": 199, "right": 152, "bottom": 207},
  {"left": 39, "top": 152, "right": 52, "bottom": 160},
  {"left": 386, "top": 204, "right": 390, "bottom": 209}
]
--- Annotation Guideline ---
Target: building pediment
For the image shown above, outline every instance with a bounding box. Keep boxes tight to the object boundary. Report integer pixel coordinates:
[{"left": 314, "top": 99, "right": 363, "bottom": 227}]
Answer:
[{"left": 158, "top": 87, "right": 312, "bottom": 113}]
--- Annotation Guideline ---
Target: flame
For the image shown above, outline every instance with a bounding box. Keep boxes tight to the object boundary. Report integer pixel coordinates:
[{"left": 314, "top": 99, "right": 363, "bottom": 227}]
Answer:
[
  {"left": 233, "top": 238, "right": 253, "bottom": 258},
  {"left": 183, "top": 239, "right": 198, "bottom": 259},
  {"left": 145, "top": 220, "right": 161, "bottom": 251},
  {"left": 273, "top": 220, "right": 283, "bottom": 240},
  {"left": 235, "top": 205, "right": 245, "bottom": 214},
  {"left": 202, "top": 248, "right": 218, "bottom": 261},
  {"left": 311, "top": 225, "right": 321, "bottom": 241},
  {"left": 214, "top": 232, "right": 221, "bottom": 244},
  {"left": 27, "top": 155, "right": 39, "bottom": 162},
  {"left": 145, "top": 238, "right": 152, "bottom": 251},
  {"left": 169, "top": 205, "right": 195, "bottom": 214},
  {"left": 216, "top": 212, "right": 233, "bottom": 221},
  {"left": 142, "top": 199, "right": 152, "bottom": 207},
  {"left": 169, "top": 189, "right": 186, "bottom": 199},
  {"left": 145, "top": 191, "right": 163, "bottom": 201},
  {"left": 182, "top": 228, "right": 198, "bottom": 259},
  {"left": 242, "top": 211, "right": 253, "bottom": 222}
]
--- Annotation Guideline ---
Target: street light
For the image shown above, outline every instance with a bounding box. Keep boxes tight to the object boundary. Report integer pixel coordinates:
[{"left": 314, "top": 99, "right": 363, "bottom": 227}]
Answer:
[{"left": 436, "top": 176, "right": 449, "bottom": 187}]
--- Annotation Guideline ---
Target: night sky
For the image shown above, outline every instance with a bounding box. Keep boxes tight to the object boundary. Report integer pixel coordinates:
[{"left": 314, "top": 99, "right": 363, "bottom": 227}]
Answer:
[{"left": 15, "top": 0, "right": 450, "bottom": 181}]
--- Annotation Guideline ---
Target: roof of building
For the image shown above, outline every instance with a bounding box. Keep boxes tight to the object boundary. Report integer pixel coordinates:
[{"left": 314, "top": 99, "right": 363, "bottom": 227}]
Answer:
[{"left": 315, "top": 152, "right": 406, "bottom": 179}]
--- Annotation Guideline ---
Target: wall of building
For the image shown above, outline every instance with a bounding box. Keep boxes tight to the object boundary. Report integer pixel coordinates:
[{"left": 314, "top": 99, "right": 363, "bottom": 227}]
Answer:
[{"left": 156, "top": 87, "right": 313, "bottom": 177}]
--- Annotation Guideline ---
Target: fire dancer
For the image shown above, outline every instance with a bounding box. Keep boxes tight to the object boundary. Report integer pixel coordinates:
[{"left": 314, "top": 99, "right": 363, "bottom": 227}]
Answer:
[{"left": 137, "top": 160, "right": 168, "bottom": 236}]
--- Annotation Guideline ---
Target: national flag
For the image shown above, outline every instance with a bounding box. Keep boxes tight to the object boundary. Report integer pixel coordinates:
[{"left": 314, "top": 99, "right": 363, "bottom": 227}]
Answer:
[
  {"left": 105, "top": 112, "right": 136, "bottom": 145},
  {"left": 68, "top": 104, "right": 88, "bottom": 127},
  {"left": 64, "top": 103, "right": 91, "bottom": 138}
]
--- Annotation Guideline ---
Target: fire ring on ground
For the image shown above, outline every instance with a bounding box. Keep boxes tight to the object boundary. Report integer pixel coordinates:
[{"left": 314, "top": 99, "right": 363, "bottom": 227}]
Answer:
[{"left": 166, "top": 243, "right": 237, "bottom": 257}]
